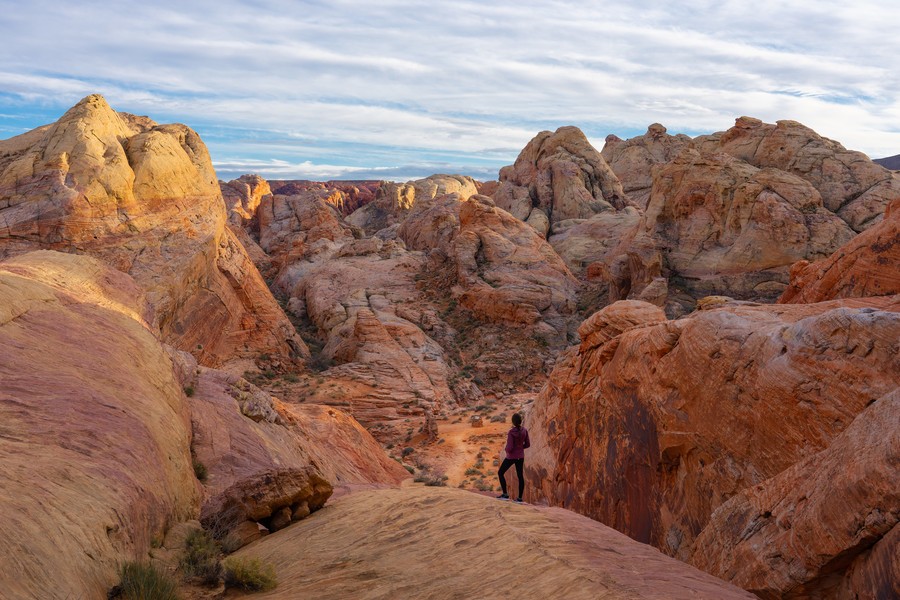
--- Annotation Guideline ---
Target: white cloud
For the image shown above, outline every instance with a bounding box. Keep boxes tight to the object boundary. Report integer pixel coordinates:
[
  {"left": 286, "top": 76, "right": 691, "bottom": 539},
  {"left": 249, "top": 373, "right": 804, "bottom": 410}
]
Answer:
[{"left": 1, "top": 0, "right": 899, "bottom": 172}]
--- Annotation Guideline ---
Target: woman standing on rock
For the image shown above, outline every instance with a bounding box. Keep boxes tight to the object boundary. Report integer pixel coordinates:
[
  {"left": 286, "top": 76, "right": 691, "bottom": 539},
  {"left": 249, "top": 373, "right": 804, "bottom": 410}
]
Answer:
[{"left": 497, "top": 413, "right": 530, "bottom": 502}]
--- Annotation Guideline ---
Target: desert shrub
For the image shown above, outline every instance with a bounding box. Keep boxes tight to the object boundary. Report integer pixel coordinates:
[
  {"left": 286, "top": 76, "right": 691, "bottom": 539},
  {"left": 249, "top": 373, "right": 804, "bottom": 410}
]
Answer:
[
  {"left": 464, "top": 468, "right": 481, "bottom": 476},
  {"left": 401, "top": 446, "right": 414, "bottom": 457},
  {"left": 184, "top": 386, "right": 195, "bottom": 397},
  {"left": 222, "top": 557, "right": 278, "bottom": 591},
  {"left": 180, "top": 529, "right": 221, "bottom": 585},
  {"left": 192, "top": 460, "right": 208, "bottom": 482},
  {"left": 118, "top": 561, "right": 179, "bottom": 600}
]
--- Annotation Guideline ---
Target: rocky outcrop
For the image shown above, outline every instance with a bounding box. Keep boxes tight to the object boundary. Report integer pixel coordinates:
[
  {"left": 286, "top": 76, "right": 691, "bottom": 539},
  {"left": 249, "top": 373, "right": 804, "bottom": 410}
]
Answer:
[
  {"left": 0, "top": 94, "right": 305, "bottom": 367},
  {"left": 269, "top": 180, "right": 382, "bottom": 216},
  {"left": 780, "top": 197, "right": 900, "bottom": 303},
  {"left": 0, "top": 251, "right": 200, "bottom": 600},
  {"left": 593, "top": 149, "right": 855, "bottom": 312},
  {"left": 690, "top": 390, "right": 899, "bottom": 599},
  {"left": 697, "top": 116, "right": 900, "bottom": 231},
  {"left": 346, "top": 174, "right": 478, "bottom": 235},
  {"left": 453, "top": 195, "right": 578, "bottom": 337},
  {"left": 221, "top": 174, "right": 271, "bottom": 225},
  {"left": 600, "top": 123, "right": 693, "bottom": 209},
  {"left": 527, "top": 297, "right": 900, "bottom": 575},
  {"left": 231, "top": 486, "right": 755, "bottom": 600},
  {"left": 493, "top": 126, "right": 629, "bottom": 234}
]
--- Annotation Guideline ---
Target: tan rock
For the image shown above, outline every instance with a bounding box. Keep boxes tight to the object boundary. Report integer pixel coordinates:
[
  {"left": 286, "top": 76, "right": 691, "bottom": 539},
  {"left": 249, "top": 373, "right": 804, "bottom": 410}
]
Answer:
[
  {"left": 527, "top": 296, "right": 900, "bottom": 566},
  {"left": 690, "top": 390, "right": 899, "bottom": 599},
  {"left": 494, "top": 126, "right": 630, "bottom": 231},
  {"left": 230, "top": 486, "right": 755, "bottom": 600},
  {"left": 220, "top": 174, "right": 272, "bottom": 225},
  {"left": 600, "top": 123, "right": 694, "bottom": 209},
  {"left": 0, "top": 94, "right": 306, "bottom": 368},
  {"left": 696, "top": 116, "right": 900, "bottom": 231},
  {"left": 780, "top": 197, "right": 900, "bottom": 303},
  {"left": 0, "top": 251, "right": 200, "bottom": 600}
]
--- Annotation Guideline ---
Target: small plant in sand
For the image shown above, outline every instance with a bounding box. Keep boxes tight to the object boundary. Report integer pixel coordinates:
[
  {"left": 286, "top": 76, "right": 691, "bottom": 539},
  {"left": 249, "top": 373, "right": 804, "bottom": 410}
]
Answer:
[
  {"left": 118, "top": 561, "right": 179, "bottom": 600},
  {"left": 222, "top": 556, "right": 278, "bottom": 591},
  {"left": 192, "top": 459, "right": 208, "bottom": 482}
]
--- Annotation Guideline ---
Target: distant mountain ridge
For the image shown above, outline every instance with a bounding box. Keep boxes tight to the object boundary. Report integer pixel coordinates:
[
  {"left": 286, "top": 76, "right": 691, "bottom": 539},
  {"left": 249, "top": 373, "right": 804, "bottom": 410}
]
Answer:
[{"left": 874, "top": 153, "right": 900, "bottom": 170}]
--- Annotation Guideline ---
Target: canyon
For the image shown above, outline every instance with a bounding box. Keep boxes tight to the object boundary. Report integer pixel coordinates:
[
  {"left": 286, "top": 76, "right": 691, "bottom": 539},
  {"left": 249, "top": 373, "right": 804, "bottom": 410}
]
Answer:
[{"left": 0, "top": 95, "right": 897, "bottom": 599}]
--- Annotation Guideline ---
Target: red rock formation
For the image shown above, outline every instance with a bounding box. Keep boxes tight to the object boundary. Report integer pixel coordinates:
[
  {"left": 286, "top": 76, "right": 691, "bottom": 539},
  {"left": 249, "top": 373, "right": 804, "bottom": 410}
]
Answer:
[
  {"left": 697, "top": 116, "right": 900, "bottom": 231},
  {"left": 593, "top": 149, "right": 855, "bottom": 311},
  {"left": 780, "top": 198, "right": 900, "bottom": 303},
  {"left": 600, "top": 123, "right": 693, "bottom": 209},
  {"left": 527, "top": 297, "right": 900, "bottom": 570},
  {"left": 690, "top": 389, "right": 899, "bottom": 599},
  {"left": 0, "top": 94, "right": 306, "bottom": 368},
  {"left": 220, "top": 174, "right": 272, "bottom": 225},
  {"left": 0, "top": 251, "right": 200, "bottom": 599},
  {"left": 493, "top": 126, "right": 629, "bottom": 234},
  {"left": 269, "top": 179, "right": 382, "bottom": 216}
]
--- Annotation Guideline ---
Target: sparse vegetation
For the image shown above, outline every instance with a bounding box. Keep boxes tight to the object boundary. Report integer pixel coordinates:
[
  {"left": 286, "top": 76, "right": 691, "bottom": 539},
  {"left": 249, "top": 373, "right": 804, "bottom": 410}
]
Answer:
[
  {"left": 222, "top": 556, "right": 278, "bottom": 592},
  {"left": 183, "top": 386, "right": 195, "bottom": 397},
  {"left": 192, "top": 460, "right": 208, "bottom": 482},
  {"left": 180, "top": 529, "right": 221, "bottom": 585},
  {"left": 401, "top": 446, "right": 415, "bottom": 457},
  {"left": 118, "top": 561, "right": 179, "bottom": 600}
]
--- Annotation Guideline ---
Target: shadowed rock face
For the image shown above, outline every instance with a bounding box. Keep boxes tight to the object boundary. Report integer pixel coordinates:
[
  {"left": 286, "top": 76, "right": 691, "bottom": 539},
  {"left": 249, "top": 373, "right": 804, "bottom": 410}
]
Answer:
[
  {"left": 0, "top": 251, "right": 200, "bottom": 600},
  {"left": 526, "top": 297, "right": 900, "bottom": 584},
  {"left": 0, "top": 94, "right": 306, "bottom": 368},
  {"left": 697, "top": 116, "right": 900, "bottom": 232},
  {"left": 780, "top": 197, "right": 900, "bottom": 303}
]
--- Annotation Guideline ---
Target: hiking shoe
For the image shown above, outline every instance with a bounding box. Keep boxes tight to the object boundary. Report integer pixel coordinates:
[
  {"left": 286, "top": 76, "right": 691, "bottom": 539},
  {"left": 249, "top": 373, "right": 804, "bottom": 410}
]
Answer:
[
  {"left": 513, "top": 498, "right": 524, "bottom": 503},
  {"left": 497, "top": 494, "right": 509, "bottom": 500}
]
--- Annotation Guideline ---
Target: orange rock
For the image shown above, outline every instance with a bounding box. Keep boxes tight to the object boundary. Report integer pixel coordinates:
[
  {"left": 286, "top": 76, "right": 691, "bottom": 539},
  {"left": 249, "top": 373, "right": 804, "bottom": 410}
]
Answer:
[
  {"left": 697, "top": 116, "right": 900, "bottom": 231},
  {"left": 527, "top": 297, "right": 900, "bottom": 568},
  {"left": 690, "top": 389, "right": 899, "bottom": 598},
  {"left": 0, "top": 251, "right": 200, "bottom": 599},
  {"left": 494, "top": 126, "right": 630, "bottom": 232},
  {"left": 780, "top": 197, "right": 900, "bottom": 303}
]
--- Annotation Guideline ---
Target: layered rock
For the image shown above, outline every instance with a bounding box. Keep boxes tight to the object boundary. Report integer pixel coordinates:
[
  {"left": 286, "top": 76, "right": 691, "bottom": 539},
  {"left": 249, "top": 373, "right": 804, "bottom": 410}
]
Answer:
[
  {"left": 600, "top": 123, "right": 693, "bottom": 209},
  {"left": 453, "top": 195, "right": 578, "bottom": 337},
  {"left": 690, "top": 390, "right": 899, "bottom": 599},
  {"left": 697, "top": 116, "right": 900, "bottom": 231},
  {"left": 221, "top": 174, "right": 272, "bottom": 225},
  {"left": 269, "top": 180, "right": 382, "bottom": 216},
  {"left": 231, "top": 486, "right": 755, "bottom": 600},
  {"left": 594, "top": 149, "right": 855, "bottom": 311},
  {"left": 527, "top": 297, "right": 900, "bottom": 573},
  {"left": 346, "top": 174, "right": 478, "bottom": 235},
  {"left": 0, "top": 94, "right": 305, "bottom": 367},
  {"left": 780, "top": 197, "right": 900, "bottom": 303},
  {"left": 493, "top": 126, "right": 629, "bottom": 234},
  {"left": 0, "top": 251, "right": 200, "bottom": 600}
]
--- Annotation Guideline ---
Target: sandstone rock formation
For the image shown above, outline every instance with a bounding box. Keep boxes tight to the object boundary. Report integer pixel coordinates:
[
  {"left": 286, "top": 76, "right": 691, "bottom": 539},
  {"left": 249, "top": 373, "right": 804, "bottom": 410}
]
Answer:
[
  {"left": 221, "top": 173, "right": 272, "bottom": 226},
  {"left": 346, "top": 174, "right": 478, "bottom": 235},
  {"left": 594, "top": 149, "right": 855, "bottom": 311},
  {"left": 269, "top": 179, "right": 382, "bottom": 216},
  {"left": 780, "top": 197, "right": 900, "bottom": 303},
  {"left": 0, "top": 251, "right": 200, "bottom": 600},
  {"left": 229, "top": 486, "right": 755, "bottom": 600},
  {"left": 600, "top": 123, "right": 693, "bottom": 209},
  {"left": 697, "top": 116, "right": 900, "bottom": 231},
  {"left": 527, "top": 296, "right": 900, "bottom": 580},
  {"left": 690, "top": 389, "right": 899, "bottom": 599},
  {"left": 0, "top": 94, "right": 305, "bottom": 368},
  {"left": 493, "top": 126, "right": 629, "bottom": 234}
]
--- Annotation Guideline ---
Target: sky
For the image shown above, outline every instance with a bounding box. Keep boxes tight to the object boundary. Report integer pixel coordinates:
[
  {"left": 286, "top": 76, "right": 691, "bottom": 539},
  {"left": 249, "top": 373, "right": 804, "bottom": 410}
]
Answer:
[{"left": 1, "top": 0, "right": 899, "bottom": 182}]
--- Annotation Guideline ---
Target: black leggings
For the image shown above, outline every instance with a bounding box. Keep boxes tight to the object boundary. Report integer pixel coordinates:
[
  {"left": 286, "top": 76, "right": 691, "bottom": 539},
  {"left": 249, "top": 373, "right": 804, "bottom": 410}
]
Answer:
[{"left": 498, "top": 458, "right": 524, "bottom": 498}]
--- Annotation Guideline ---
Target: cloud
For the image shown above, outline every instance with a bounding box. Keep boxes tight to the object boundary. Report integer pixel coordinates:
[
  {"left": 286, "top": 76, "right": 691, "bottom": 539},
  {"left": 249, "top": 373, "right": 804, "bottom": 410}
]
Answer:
[{"left": 1, "top": 0, "right": 900, "bottom": 180}]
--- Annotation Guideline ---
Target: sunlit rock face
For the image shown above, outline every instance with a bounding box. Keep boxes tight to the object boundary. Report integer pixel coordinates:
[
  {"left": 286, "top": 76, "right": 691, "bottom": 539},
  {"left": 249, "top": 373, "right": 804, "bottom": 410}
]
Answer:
[{"left": 0, "top": 94, "right": 306, "bottom": 367}]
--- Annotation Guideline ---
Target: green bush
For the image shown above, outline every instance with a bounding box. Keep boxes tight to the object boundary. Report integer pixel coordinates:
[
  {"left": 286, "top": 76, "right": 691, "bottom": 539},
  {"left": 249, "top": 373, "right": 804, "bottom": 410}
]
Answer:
[
  {"left": 184, "top": 386, "right": 195, "bottom": 397},
  {"left": 192, "top": 460, "right": 208, "bottom": 482},
  {"left": 119, "top": 561, "right": 179, "bottom": 600},
  {"left": 180, "top": 529, "right": 221, "bottom": 585},
  {"left": 222, "top": 556, "right": 278, "bottom": 591}
]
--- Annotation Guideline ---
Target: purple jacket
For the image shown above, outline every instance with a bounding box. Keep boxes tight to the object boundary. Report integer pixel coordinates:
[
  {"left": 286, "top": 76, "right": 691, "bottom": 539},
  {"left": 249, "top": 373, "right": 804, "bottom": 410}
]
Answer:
[{"left": 504, "top": 426, "right": 530, "bottom": 459}]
